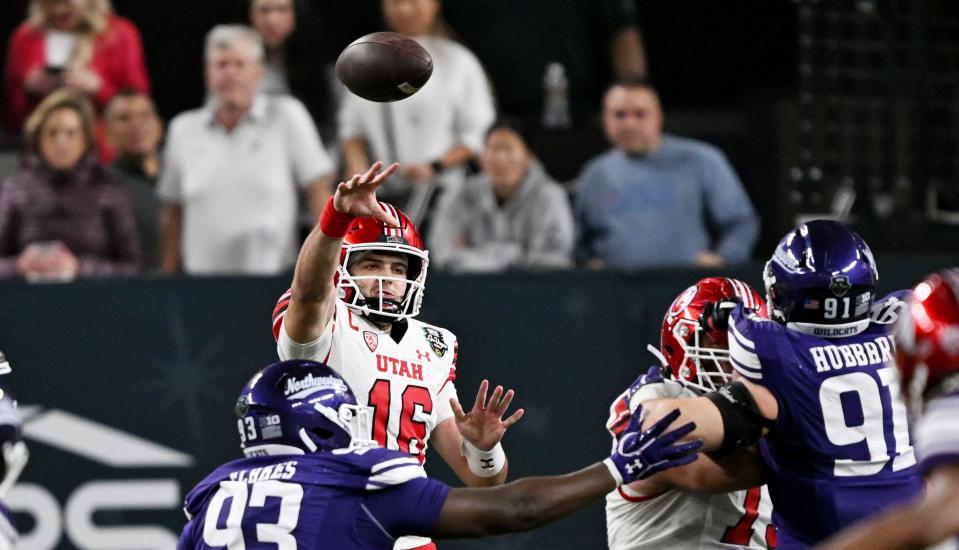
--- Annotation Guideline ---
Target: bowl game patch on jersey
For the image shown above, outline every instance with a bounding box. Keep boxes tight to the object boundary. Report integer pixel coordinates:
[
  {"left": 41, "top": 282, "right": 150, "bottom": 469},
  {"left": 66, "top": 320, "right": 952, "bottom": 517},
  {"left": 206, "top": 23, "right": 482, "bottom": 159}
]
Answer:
[{"left": 422, "top": 327, "right": 448, "bottom": 357}]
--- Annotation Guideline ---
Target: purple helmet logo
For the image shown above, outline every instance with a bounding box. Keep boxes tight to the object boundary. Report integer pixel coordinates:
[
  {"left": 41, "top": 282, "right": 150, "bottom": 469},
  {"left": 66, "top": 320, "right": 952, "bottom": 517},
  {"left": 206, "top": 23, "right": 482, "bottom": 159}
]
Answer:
[{"left": 829, "top": 275, "right": 851, "bottom": 297}]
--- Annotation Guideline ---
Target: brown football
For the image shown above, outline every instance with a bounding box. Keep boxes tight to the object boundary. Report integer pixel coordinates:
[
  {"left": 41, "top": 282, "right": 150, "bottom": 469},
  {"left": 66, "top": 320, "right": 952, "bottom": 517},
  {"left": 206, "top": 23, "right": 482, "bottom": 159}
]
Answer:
[{"left": 335, "top": 32, "right": 433, "bottom": 102}]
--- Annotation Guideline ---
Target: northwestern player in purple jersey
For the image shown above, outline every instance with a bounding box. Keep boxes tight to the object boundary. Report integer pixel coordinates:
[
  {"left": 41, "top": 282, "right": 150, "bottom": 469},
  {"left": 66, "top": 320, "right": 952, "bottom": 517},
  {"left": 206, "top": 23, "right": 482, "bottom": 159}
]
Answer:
[
  {"left": 178, "top": 360, "right": 703, "bottom": 550},
  {"left": 819, "top": 269, "right": 959, "bottom": 550},
  {"left": 637, "top": 220, "right": 923, "bottom": 549}
]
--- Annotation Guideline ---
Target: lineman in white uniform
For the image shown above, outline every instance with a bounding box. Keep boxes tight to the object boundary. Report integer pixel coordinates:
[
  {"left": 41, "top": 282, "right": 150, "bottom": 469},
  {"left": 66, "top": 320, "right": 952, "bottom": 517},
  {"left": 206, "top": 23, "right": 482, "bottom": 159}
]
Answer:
[
  {"left": 605, "top": 278, "right": 776, "bottom": 549},
  {"left": 273, "top": 162, "right": 523, "bottom": 550}
]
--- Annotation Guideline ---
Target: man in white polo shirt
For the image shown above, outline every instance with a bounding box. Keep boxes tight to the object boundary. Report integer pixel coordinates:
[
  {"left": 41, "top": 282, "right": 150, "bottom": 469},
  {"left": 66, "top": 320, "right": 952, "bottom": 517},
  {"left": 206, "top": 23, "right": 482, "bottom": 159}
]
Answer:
[{"left": 159, "top": 25, "right": 334, "bottom": 275}]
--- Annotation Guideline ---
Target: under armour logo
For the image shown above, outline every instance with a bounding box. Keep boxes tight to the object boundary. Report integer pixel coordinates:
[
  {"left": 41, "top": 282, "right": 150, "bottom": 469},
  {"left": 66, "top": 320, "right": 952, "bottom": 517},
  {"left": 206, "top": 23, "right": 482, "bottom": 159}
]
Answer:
[
  {"left": 624, "top": 458, "right": 645, "bottom": 475},
  {"left": 416, "top": 350, "right": 431, "bottom": 362},
  {"left": 480, "top": 457, "right": 494, "bottom": 469}
]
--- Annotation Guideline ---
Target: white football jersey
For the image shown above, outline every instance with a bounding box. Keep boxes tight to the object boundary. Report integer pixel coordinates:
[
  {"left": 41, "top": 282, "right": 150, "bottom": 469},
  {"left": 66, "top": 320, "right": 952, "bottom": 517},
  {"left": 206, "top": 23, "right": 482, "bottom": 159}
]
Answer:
[
  {"left": 605, "top": 380, "right": 776, "bottom": 550},
  {"left": 278, "top": 299, "right": 458, "bottom": 550}
]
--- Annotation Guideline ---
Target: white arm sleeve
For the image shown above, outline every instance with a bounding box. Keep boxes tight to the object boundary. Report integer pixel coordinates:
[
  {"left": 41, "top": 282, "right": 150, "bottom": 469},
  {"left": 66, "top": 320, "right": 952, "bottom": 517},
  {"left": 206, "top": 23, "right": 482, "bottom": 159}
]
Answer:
[
  {"left": 435, "top": 380, "right": 457, "bottom": 424},
  {"left": 276, "top": 316, "right": 334, "bottom": 361}
]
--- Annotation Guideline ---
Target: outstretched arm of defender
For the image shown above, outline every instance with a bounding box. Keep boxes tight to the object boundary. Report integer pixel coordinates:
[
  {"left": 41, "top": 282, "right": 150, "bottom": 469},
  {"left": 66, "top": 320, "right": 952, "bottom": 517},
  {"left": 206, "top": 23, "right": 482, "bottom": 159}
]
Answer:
[
  {"left": 431, "top": 407, "right": 702, "bottom": 538},
  {"left": 284, "top": 162, "right": 400, "bottom": 343},
  {"left": 638, "top": 378, "right": 777, "bottom": 496}
]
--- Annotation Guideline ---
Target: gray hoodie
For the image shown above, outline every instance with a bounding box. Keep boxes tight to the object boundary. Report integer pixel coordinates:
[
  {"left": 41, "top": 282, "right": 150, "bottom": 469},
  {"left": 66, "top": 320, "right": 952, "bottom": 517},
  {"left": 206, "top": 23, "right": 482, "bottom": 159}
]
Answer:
[{"left": 428, "top": 161, "right": 574, "bottom": 273}]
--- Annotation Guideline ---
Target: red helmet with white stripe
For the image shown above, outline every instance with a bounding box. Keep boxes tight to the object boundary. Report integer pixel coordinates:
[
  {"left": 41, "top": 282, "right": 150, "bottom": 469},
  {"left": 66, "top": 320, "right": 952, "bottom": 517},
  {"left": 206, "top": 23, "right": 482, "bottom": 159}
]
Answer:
[
  {"left": 336, "top": 203, "right": 428, "bottom": 323},
  {"left": 272, "top": 203, "right": 428, "bottom": 341},
  {"left": 660, "top": 277, "right": 768, "bottom": 393},
  {"left": 896, "top": 269, "right": 959, "bottom": 406}
]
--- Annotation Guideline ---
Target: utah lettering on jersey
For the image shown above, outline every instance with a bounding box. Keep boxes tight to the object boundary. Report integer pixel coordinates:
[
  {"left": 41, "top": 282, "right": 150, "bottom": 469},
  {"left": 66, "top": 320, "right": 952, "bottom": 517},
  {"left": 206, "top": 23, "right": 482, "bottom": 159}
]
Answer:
[
  {"left": 809, "top": 334, "right": 895, "bottom": 373},
  {"left": 375, "top": 354, "right": 425, "bottom": 381}
]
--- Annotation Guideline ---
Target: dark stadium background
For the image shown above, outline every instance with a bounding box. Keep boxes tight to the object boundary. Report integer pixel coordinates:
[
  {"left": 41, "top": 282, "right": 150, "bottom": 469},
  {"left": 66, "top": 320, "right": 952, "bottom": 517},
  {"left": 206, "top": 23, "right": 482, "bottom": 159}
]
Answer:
[{"left": 2, "top": 1, "right": 959, "bottom": 548}]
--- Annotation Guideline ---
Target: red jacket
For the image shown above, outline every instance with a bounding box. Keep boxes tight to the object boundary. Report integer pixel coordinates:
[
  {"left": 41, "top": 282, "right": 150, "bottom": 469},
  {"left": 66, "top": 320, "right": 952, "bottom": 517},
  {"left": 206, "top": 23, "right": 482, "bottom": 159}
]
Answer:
[{"left": 3, "top": 15, "right": 151, "bottom": 134}]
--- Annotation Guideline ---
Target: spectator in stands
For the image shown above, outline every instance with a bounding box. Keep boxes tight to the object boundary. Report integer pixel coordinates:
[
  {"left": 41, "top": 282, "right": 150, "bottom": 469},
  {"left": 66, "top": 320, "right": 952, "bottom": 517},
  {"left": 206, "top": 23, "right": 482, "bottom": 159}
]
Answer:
[
  {"left": 443, "top": 0, "right": 646, "bottom": 127},
  {"left": 104, "top": 89, "right": 162, "bottom": 272},
  {"left": 158, "top": 25, "right": 334, "bottom": 276},
  {"left": 0, "top": 90, "right": 142, "bottom": 280},
  {"left": 429, "top": 120, "right": 574, "bottom": 272},
  {"left": 3, "top": 0, "right": 150, "bottom": 145},
  {"left": 248, "top": 0, "right": 337, "bottom": 144},
  {"left": 338, "top": 0, "right": 495, "bottom": 225},
  {"left": 575, "top": 79, "right": 758, "bottom": 270}
]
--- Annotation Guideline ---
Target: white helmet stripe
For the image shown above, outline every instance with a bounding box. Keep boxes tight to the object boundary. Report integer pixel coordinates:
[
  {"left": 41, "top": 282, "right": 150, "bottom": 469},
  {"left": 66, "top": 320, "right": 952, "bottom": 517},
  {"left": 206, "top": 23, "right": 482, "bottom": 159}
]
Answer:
[
  {"left": 727, "top": 278, "right": 743, "bottom": 306},
  {"left": 737, "top": 279, "right": 755, "bottom": 308},
  {"left": 380, "top": 203, "right": 402, "bottom": 237},
  {"left": 727, "top": 278, "right": 749, "bottom": 308}
]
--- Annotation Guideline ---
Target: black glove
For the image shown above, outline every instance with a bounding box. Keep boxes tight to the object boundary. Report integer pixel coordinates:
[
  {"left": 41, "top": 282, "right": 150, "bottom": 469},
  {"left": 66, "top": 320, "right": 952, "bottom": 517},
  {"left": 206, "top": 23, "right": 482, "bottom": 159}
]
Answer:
[{"left": 698, "top": 298, "right": 741, "bottom": 335}]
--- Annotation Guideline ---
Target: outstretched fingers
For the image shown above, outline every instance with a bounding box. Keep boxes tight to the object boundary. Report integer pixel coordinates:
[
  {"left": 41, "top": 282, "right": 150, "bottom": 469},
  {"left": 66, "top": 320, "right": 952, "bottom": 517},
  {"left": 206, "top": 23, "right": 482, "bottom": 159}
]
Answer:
[
  {"left": 656, "top": 420, "right": 698, "bottom": 446},
  {"left": 371, "top": 162, "right": 399, "bottom": 183},
  {"left": 370, "top": 202, "right": 400, "bottom": 227},
  {"left": 502, "top": 407, "right": 525, "bottom": 428},
  {"left": 645, "top": 408, "right": 682, "bottom": 438},
  {"left": 473, "top": 379, "right": 489, "bottom": 411},
  {"left": 663, "top": 439, "right": 704, "bottom": 459},
  {"left": 359, "top": 161, "right": 385, "bottom": 183},
  {"left": 450, "top": 397, "right": 467, "bottom": 422},
  {"left": 493, "top": 388, "right": 515, "bottom": 416},
  {"left": 486, "top": 385, "right": 504, "bottom": 411}
]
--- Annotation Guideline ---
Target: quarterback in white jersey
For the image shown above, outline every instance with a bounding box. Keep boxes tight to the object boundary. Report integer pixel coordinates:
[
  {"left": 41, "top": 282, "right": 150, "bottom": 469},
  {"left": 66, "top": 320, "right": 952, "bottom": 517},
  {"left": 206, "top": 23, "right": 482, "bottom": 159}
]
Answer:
[
  {"left": 821, "top": 270, "right": 959, "bottom": 550},
  {"left": 605, "top": 278, "right": 776, "bottom": 549},
  {"left": 273, "top": 162, "right": 523, "bottom": 550},
  {"left": 277, "top": 297, "right": 459, "bottom": 463}
]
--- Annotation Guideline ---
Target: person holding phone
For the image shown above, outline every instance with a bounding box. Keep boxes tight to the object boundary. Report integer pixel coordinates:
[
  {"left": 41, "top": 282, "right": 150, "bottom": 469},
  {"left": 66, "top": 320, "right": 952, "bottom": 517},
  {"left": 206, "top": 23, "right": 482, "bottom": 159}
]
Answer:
[{"left": 3, "top": 0, "right": 150, "bottom": 144}]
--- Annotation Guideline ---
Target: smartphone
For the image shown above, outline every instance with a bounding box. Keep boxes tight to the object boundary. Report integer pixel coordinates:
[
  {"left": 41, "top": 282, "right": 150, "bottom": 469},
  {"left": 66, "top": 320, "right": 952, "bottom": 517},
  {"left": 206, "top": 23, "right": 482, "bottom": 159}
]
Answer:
[{"left": 29, "top": 241, "right": 60, "bottom": 255}]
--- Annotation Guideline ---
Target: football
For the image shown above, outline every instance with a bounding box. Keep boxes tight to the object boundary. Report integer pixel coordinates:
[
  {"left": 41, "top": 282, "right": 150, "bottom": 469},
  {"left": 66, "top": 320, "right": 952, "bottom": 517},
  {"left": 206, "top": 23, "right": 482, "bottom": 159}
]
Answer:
[{"left": 335, "top": 32, "right": 433, "bottom": 102}]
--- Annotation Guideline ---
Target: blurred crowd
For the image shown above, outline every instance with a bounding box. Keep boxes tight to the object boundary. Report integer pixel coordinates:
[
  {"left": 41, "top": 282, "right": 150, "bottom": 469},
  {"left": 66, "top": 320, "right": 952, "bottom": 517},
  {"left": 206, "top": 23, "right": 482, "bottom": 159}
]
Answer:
[{"left": 0, "top": 0, "right": 760, "bottom": 280}]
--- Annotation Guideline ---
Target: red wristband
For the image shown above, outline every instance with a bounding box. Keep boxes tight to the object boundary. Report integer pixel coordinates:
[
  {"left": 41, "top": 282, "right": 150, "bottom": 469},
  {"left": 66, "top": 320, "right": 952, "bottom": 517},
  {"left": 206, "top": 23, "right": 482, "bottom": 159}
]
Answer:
[{"left": 319, "top": 197, "right": 354, "bottom": 238}]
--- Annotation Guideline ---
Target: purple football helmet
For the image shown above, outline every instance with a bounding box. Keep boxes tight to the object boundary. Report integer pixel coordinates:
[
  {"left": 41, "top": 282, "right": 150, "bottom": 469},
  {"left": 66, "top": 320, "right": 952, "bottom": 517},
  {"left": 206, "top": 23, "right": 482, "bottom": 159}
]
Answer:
[
  {"left": 763, "top": 220, "right": 878, "bottom": 333},
  {"left": 235, "top": 360, "right": 376, "bottom": 457}
]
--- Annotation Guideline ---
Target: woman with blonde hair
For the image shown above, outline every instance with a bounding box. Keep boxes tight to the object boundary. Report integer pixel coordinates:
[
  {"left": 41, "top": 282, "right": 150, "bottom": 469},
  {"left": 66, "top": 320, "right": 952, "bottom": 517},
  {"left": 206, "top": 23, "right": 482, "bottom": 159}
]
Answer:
[
  {"left": 3, "top": 0, "right": 150, "bottom": 142},
  {"left": 0, "top": 89, "right": 142, "bottom": 280}
]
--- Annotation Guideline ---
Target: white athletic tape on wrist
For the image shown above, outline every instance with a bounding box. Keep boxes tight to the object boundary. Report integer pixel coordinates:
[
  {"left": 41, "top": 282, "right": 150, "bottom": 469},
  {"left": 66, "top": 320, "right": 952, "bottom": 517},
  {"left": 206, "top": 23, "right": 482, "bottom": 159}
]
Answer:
[{"left": 461, "top": 440, "right": 506, "bottom": 477}]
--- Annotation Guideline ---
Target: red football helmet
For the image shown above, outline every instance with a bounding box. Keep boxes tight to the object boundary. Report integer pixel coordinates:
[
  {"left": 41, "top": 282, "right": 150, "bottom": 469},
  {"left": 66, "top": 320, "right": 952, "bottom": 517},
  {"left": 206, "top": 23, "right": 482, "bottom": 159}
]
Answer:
[
  {"left": 660, "top": 277, "right": 768, "bottom": 393},
  {"left": 336, "top": 203, "right": 429, "bottom": 323},
  {"left": 896, "top": 269, "right": 959, "bottom": 406},
  {"left": 271, "top": 203, "right": 428, "bottom": 341}
]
